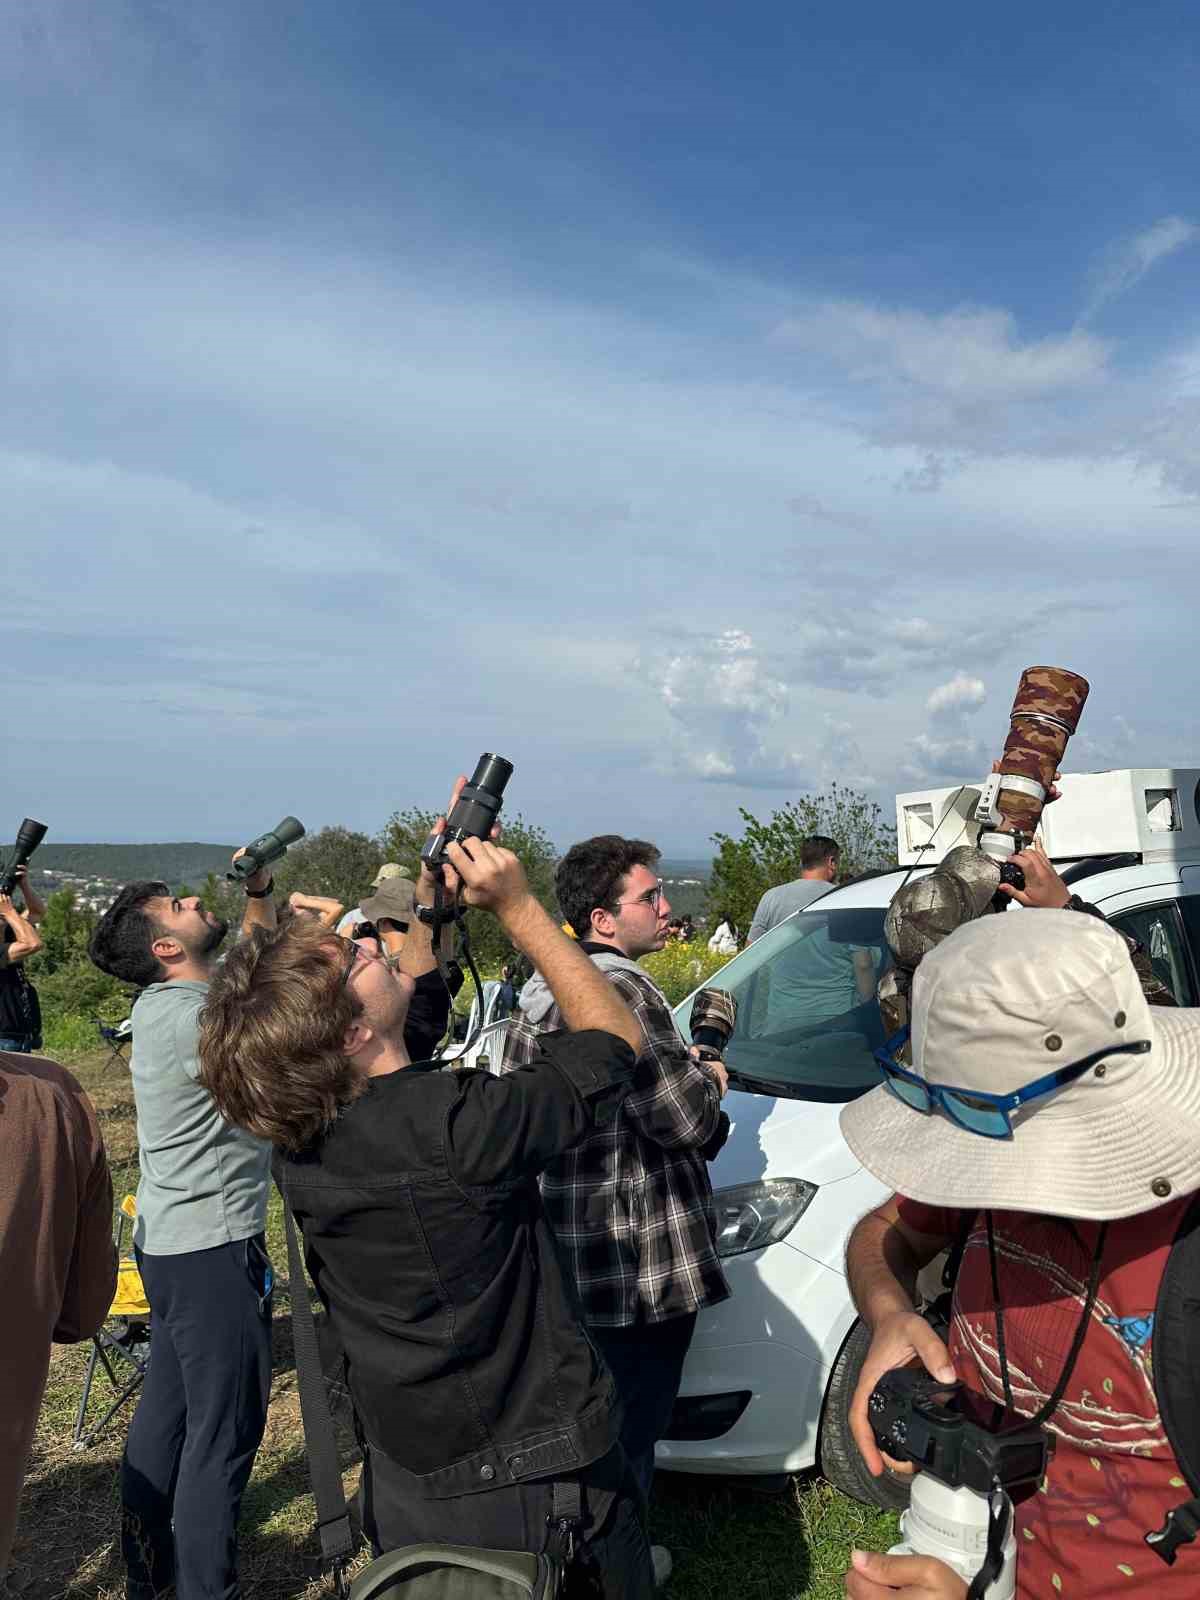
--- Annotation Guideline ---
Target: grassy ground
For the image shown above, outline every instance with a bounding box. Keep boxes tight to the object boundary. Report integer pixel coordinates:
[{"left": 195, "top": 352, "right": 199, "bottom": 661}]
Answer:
[{"left": 9, "top": 1048, "right": 898, "bottom": 1599}]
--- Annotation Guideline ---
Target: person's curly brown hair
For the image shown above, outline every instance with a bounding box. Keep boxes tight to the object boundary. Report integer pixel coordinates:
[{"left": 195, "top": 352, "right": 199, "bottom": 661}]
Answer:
[{"left": 198, "top": 917, "right": 365, "bottom": 1154}]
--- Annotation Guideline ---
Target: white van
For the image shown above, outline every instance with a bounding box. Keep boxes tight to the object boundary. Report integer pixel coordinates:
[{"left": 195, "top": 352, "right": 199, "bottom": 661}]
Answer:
[{"left": 657, "top": 768, "right": 1200, "bottom": 1505}]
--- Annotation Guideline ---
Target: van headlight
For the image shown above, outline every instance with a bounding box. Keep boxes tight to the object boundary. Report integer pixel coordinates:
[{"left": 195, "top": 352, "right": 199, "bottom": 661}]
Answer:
[{"left": 712, "top": 1179, "right": 818, "bottom": 1257}]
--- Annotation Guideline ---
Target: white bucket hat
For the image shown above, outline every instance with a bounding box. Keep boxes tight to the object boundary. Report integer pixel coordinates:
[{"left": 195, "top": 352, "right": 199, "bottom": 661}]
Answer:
[{"left": 840, "top": 909, "right": 1200, "bottom": 1220}]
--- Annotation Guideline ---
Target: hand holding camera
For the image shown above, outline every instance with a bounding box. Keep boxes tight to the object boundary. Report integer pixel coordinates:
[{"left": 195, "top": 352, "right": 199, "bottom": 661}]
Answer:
[
  {"left": 994, "top": 841, "right": 1070, "bottom": 910},
  {"left": 850, "top": 1311, "right": 957, "bottom": 1479},
  {"left": 444, "top": 838, "right": 532, "bottom": 922}
]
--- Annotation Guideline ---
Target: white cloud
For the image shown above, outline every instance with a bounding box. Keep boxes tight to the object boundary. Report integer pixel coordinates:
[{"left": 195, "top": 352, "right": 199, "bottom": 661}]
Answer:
[
  {"left": 1083, "top": 216, "right": 1200, "bottom": 324},
  {"left": 927, "top": 673, "right": 986, "bottom": 719},
  {"left": 642, "top": 630, "right": 810, "bottom": 787},
  {"left": 775, "top": 300, "right": 1109, "bottom": 401},
  {"left": 899, "top": 733, "right": 989, "bottom": 786}
]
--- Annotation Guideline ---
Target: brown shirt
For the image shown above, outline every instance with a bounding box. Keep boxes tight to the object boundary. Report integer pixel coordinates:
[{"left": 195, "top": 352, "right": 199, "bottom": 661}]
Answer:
[{"left": 0, "top": 1052, "right": 116, "bottom": 1575}]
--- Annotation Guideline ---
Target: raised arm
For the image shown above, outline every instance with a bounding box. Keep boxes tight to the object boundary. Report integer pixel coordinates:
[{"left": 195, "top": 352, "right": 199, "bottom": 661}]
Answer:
[
  {"left": 0, "top": 894, "right": 42, "bottom": 962},
  {"left": 445, "top": 838, "right": 640, "bottom": 1055},
  {"left": 287, "top": 891, "right": 345, "bottom": 929},
  {"left": 232, "top": 849, "right": 278, "bottom": 939},
  {"left": 14, "top": 864, "right": 46, "bottom": 925}
]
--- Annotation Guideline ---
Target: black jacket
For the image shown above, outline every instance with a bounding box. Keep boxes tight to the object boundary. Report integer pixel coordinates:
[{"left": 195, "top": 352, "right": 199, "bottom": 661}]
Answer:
[{"left": 275, "top": 1028, "right": 636, "bottom": 1499}]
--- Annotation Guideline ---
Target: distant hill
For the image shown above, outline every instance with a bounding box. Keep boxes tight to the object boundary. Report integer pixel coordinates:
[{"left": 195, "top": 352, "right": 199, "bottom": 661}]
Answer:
[{"left": 27, "top": 843, "right": 235, "bottom": 887}]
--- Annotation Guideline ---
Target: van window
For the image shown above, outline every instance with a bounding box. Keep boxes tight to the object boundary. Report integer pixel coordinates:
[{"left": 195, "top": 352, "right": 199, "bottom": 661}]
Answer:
[{"left": 675, "top": 907, "right": 890, "bottom": 1102}]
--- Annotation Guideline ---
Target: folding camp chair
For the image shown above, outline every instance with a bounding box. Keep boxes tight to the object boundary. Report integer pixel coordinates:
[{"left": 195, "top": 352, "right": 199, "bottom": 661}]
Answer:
[
  {"left": 95, "top": 1015, "right": 133, "bottom": 1068},
  {"left": 72, "top": 1193, "right": 151, "bottom": 1450}
]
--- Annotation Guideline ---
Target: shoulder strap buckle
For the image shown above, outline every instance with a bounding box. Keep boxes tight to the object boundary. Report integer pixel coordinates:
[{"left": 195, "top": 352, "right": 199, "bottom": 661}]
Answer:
[{"left": 1146, "top": 1497, "right": 1200, "bottom": 1565}]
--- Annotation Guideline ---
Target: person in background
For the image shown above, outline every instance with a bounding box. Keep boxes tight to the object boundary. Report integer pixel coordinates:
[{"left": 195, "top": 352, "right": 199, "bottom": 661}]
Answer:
[
  {"left": 337, "top": 864, "right": 411, "bottom": 937},
  {"left": 0, "top": 870, "right": 43, "bottom": 1053},
  {"left": 356, "top": 873, "right": 415, "bottom": 964},
  {"left": 746, "top": 835, "right": 841, "bottom": 944},
  {"left": 287, "top": 891, "right": 345, "bottom": 929},
  {"left": 707, "top": 912, "right": 739, "bottom": 955}
]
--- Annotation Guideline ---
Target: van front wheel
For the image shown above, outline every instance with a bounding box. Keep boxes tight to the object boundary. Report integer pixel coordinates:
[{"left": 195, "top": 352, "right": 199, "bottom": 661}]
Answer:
[{"left": 817, "top": 1318, "right": 912, "bottom": 1511}]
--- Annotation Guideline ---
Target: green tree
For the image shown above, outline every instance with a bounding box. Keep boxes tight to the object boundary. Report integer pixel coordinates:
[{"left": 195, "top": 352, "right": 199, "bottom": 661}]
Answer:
[
  {"left": 709, "top": 784, "right": 897, "bottom": 935},
  {"left": 35, "top": 888, "right": 94, "bottom": 973},
  {"left": 378, "top": 809, "right": 558, "bottom": 969},
  {"left": 271, "top": 827, "right": 386, "bottom": 912}
]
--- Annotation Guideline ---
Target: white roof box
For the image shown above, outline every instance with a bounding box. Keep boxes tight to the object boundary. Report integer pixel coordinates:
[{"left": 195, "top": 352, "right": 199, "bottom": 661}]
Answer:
[{"left": 895, "top": 768, "right": 1200, "bottom": 867}]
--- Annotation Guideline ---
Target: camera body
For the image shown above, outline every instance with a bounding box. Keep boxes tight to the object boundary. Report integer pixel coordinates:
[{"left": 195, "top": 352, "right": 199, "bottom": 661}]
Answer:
[
  {"left": 226, "top": 817, "right": 306, "bottom": 882},
  {"left": 0, "top": 818, "right": 48, "bottom": 897},
  {"left": 422, "top": 755, "right": 513, "bottom": 871},
  {"left": 868, "top": 1368, "right": 1051, "bottom": 1497}
]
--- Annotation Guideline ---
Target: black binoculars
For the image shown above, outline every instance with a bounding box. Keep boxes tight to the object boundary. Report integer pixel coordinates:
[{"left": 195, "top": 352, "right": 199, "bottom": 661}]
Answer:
[{"left": 226, "top": 817, "right": 306, "bottom": 882}]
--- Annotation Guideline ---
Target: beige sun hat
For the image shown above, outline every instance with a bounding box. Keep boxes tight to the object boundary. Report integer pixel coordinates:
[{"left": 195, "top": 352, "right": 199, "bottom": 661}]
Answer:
[
  {"left": 371, "top": 862, "right": 411, "bottom": 888},
  {"left": 840, "top": 909, "right": 1200, "bottom": 1221}
]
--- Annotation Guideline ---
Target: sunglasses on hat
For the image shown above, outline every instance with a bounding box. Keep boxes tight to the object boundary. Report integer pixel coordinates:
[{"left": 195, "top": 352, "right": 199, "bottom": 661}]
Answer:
[{"left": 872, "top": 1026, "right": 1151, "bottom": 1140}]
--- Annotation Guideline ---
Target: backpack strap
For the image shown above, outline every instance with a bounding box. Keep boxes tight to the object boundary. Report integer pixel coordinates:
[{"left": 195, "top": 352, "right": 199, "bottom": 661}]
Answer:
[
  {"left": 1146, "top": 1192, "right": 1200, "bottom": 1565},
  {"left": 279, "top": 1166, "right": 358, "bottom": 1596}
]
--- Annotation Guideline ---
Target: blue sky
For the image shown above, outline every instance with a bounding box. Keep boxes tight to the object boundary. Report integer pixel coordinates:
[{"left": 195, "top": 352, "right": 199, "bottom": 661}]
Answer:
[{"left": 4, "top": 1, "right": 1199, "bottom": 852}]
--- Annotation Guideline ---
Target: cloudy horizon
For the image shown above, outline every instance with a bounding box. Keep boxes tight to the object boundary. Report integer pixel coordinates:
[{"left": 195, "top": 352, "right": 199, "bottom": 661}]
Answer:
[{"left": 5, "top": 2, "right": 1199, "bottom": 853}]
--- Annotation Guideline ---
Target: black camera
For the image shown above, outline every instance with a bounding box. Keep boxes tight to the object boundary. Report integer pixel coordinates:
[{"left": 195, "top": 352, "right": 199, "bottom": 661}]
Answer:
[
  {"left": 868, "top": 1368, "right": 1051, "bottom": 1497},
  {"left": 1, "top": 818, "right": 48, "bottom": 896},
  {"left": 227, "top": 817, "right": 306, "bottom": 881},
  {"left": 997, "top": 861, "right": 1026, "bottom": 893},
  {"left": 422, "top": 754, "right": 513, "bottom": 871}
]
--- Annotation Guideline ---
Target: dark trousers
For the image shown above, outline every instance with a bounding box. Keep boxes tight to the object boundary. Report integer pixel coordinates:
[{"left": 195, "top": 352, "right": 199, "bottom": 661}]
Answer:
[
  {"left": 0, "top": 1034, "right": 32, "bottom": 1052},
  {"left": 361, "top": 1442, "right": 653, "bottom": 1600},
  {"left": 121, "top": 1237, "right": 274, "bottom": 1600},
  {"left": 590, "top": 1313, "right": 697, "bottom": 1503}
]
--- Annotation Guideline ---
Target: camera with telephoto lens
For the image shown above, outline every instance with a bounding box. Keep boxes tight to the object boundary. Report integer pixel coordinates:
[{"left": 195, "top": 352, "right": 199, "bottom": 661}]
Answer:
[
  {"left": 421, "top": 754, "right": 513, "bottom": 871},
  {"left": 1, "top": 818, "right": 49, "bottom": 896},
  {"left": 226, "top": 817, "right": 306, "bottom": 882},
  {"left": 869, "top": 1368, "right": 1052, "bottom": 1496}
]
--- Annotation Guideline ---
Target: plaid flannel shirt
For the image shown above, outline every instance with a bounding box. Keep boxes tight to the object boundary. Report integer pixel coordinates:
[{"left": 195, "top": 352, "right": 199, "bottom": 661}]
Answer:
[{"left": 492, "top": 946, "right": 730, "bottom": 1327}]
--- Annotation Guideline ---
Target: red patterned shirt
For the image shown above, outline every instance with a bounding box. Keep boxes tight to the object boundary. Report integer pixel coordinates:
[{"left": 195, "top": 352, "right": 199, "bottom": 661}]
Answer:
[{"left": 897, "top": 1195, "right": 1196, "bottom": 1599}]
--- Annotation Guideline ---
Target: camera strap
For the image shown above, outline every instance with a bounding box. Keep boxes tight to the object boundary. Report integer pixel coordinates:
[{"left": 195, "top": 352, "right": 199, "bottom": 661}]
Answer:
[
  {"left": 987, "top": 1211, "right": 1108, "bottom": 1426},
  {"left": 965, "top": 1486, "right": 1011, "bottom": 1600}
]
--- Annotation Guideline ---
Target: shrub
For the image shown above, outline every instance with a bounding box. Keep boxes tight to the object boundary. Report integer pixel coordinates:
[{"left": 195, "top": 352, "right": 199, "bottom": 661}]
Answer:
[{"left": 640, "top": 942, "right": 734, "bottom": 1007}]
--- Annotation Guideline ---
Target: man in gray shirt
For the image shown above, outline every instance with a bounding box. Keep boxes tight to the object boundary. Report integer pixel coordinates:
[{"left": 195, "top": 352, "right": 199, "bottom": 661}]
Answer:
[
  {"left": 89, "top": 856, "right": 276, "bottom": 1600},
  {"left": 746, "top": 834, "right": 841, "bottom": 944}
]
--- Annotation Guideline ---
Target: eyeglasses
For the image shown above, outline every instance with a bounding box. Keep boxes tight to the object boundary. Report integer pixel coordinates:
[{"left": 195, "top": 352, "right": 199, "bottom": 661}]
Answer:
[
  {"left": 872, "top": 1026, "right": 1152, "bottom": 1140},
  {"left": 338, "top": 937, "right": 386, "bottom": 989},
  {"left": 616, "top": 879, "right": 665, "bottom": 912}
]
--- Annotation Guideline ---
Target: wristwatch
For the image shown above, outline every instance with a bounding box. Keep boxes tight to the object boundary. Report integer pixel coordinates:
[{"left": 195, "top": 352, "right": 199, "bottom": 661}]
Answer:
[{"left": 244, "top": 876, "right": 274, "bottom": 899}]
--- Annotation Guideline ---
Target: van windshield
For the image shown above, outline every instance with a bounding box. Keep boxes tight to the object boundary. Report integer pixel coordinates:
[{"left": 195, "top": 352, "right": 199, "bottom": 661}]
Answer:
[{"left": 675, "top": 906, "right": 891, "bottom": 1102}]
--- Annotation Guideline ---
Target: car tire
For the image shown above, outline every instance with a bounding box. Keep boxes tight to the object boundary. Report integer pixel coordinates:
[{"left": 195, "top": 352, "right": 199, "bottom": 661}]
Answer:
[{"left": 818, "top": 1318, "right": 912, "bottom": 1511}]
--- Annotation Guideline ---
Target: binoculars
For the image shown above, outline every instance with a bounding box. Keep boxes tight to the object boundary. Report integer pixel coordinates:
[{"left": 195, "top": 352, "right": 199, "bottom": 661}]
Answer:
[
  {"left": 1, "top": 818, "right": 48, "bottom": 897},
  {"left": 226, "top": 817, "right": 306, "bottom": 882}
]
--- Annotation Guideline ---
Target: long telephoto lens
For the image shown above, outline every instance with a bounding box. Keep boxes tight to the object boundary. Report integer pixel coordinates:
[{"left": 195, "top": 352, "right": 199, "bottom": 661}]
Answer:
[
  {"left": 992, "top": 667, "right": 1089, "bottom": 837},
  {"left": 1, "top": 817, "right": 48, "bottom": 895},
  {"left": 469, "top": 754, "right": 514, "bottom": 800},
  {"left": 422, "top": 754, "right": 514, "bottom": 868}
]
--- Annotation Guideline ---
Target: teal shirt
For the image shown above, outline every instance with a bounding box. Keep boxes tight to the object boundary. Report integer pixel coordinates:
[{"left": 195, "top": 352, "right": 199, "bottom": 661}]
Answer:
[{"left": 129, "top": 979, "right": 270, "bottom": 1255}]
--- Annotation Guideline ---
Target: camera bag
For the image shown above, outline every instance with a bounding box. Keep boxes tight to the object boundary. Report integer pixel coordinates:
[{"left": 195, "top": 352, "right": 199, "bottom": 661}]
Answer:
[
  {"left": 937, "top": 1193, "right": 1200, "bottom": 1566},
  {"left": 279, "top": 1173, "right": 580, "bottom": 1600}
]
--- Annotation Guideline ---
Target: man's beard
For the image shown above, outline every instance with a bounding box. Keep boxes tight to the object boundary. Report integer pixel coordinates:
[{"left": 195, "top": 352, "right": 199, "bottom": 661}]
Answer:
[{"left": 197, "top": 917, "right": 229, "bottom": 956}]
